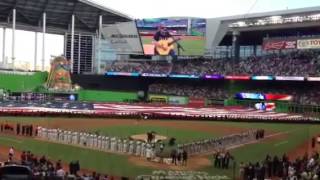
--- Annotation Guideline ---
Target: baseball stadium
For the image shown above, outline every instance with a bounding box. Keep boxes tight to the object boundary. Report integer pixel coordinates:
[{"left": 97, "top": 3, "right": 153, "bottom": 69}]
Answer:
[{"left": 0, "top": 0, "right": 320, "bottom": 180}]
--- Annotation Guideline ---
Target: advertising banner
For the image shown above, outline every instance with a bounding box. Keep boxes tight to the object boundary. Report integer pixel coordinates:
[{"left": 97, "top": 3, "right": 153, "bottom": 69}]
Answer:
[
  {"left": 105, "top": 72, "right": 140, "bottom": 77},
  {"left": 101, "top": 21, "right": 143, "bottom": 54},
  {"left": 188, "top": 98, "right": 205, "bottom": 107},
  {"left": 307, "top": 77, "right": 320, "bottom": 81},
  {"left": 275, "top": 76, "right": 304, "bottom": 81},
  {"left": 148, "top": 95, "right": 168, "bottom": 103},
  {"left": 255, "top": 102, "right": 276, "bottom": 111},
  {"left": 141, "top": 73, "right": 167, "bottom": 77},
  {"left": 168, "top": 96, "right": 188, "bottom": 105},
  {"left": 264, "top": 94, "right": 293, "bottom": 101},
  {"left": 251, "top": 76, "right": 273, "bottom": 80},
  {"left": 297, "top": 39, "right": 320, "bottom": 49},
  {"left": 225, "top": 76, "right": 250, "bottom": 80},
  {"left": 204, "top": 74, "right": 224, "bottom": 79},
  {"left": 169, "top": 74, "right": 200, "bottom": 79},
  {"left": 236, "top": 93, "right": 292, "bottom": 101},
  {"left": 262, "top": 39, "right": 296, "bottom": 50},
  {"left": 235, "top": 93, "right": 265, "bottom": 100}
]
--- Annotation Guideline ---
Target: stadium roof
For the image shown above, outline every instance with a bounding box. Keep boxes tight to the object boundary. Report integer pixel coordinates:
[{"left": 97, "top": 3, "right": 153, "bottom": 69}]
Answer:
[
  {"left": 220, "top": 6, "right": 320, "bottom": 22},
  {"left": 0, "top": 0, "right": 132, "bottom": 34}
]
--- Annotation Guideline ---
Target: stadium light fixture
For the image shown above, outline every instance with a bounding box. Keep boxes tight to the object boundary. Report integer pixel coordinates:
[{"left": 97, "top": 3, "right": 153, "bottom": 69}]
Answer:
[
  {"left": 236, "top": 21, "right": 246, "bottom": 27},
  {"left": 269, "top": 16, "right": 282, "bottom": 23}
]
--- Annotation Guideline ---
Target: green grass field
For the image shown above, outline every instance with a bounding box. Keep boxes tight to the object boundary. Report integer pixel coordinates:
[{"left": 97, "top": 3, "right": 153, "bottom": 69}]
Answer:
[
  {"left": 93, "top": 125, "right": 217, "bottom": 144},
  {"left": 0, "top": 117, "right": 318, "bottom": 178}
]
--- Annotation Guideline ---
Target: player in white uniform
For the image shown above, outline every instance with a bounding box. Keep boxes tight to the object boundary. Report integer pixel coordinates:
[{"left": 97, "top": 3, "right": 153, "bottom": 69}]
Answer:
[
  {"left": 110, "top": 137, "right": 116, "bottom": 152},
  {"left": 135, "top": 141, "right": 141, "bottom": 156},
  {"left": 129, "top": 141, "right": 134, "bottom": 155}
]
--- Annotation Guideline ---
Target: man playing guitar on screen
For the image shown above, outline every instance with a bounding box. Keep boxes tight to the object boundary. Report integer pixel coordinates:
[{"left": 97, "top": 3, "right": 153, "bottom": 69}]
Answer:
[{"left": 153, "top": 25, "right": 180, "bottom": 59}]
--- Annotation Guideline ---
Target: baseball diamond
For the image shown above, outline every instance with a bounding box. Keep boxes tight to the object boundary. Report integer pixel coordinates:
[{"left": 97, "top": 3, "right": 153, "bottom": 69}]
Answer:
[{"left": 0, "top": 0, "right": 320, "bottom": 180}]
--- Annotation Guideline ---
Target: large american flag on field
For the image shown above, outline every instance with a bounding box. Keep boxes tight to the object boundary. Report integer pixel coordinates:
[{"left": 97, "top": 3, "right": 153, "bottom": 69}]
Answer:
[{"left": 93, "top": 103, "right": 303, "bottom": 120}]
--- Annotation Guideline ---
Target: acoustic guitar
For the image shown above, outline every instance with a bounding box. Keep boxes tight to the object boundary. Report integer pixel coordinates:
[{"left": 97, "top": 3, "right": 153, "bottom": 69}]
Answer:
[{"left": 155, "top": 37, "right": 181, "bottom": 55}]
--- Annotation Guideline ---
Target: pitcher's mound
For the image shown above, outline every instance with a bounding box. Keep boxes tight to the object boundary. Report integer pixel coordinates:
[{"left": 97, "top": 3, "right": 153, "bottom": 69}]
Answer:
[{"left": 130, "top": 134, "right": 167, "bottom": 143}]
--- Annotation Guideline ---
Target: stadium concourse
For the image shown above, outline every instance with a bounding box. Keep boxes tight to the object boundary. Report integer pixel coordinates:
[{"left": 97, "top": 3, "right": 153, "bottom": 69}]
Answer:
[{"left": 0, "top": 101, "right": 314, "bottom": 122}]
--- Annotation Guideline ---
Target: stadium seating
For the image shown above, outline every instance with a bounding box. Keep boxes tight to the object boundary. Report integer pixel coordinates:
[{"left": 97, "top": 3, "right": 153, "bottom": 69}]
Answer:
[
  {"left": 149, "top": 83, "right": 320, "bottom": 105},
  {"left": 105, "top": 50, "right": 320, "bottom": 77}
]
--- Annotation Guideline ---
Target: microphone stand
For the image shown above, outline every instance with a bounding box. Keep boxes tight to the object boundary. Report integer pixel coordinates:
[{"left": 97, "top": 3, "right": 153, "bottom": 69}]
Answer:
[{"left": 176, "top": 42, "right": 185, "bottom": 56}]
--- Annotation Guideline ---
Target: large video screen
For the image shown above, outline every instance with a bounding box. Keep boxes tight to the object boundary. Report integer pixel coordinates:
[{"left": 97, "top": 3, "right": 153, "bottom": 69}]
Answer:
[{"left": 136, "top": 18, "right": 206, "bottom": 56}]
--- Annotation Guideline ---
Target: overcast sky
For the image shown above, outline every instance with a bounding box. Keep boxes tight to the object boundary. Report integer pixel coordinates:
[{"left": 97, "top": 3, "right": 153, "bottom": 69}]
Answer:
[
  {"left": 1, "top": 0, "right": 320, "bottom": 70},
  {"left": 93, "top": 0, "right": 320, "bottom": 18}
]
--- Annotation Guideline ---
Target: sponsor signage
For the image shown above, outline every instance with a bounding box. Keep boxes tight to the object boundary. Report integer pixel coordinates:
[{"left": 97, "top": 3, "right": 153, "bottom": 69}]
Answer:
[
  {"left": 106, "top": 72, "right": 140, "bottom": 77},
  {"left": 251, "top": 76, "right": 273, "bottom": 80},
  {"left": 236, "top": 93, "right": 265, "bottom": 100},
  {"left": 263, "top": 40, "right": 296, "bottom": 50},
  {"left": 255, "top": 102, "right": 276, "bottom": 111},
  {"left": 141, "top": 73, "right": 167, "bottom": 77},
  {"left": 148, "top": 95, "right": 168, "bottom": 103},
  {"left": 236, "top": 93, "right": 292, "bottom": 101},
  {"left": 188, "top": 98, "right": 205, "bottom": 107},
  {"left": 225, "top": 76, "right": 250, "bottom": 80},
  {"left": 297, "top": 39, "right": 320, "bottom": 49},
  {"left": 168, "top": 96, "right": 189, "bottom": 105},
  {"left": 307, "top": 77, "right": 320, "bottom": 81},
  {"left": 204, "top": 74, "right": 224, "bottom": 79},
  {"left": 169, "top": 74, "right": 199, "bottom": 78},
  {"left": 264, "top": 94, "right": 293, "bottom": 101},
  {"left": 101, "top": 21, "right": 144, "bottom": 54},
  {"left": 275, "top": 76, "right": 304, "bottom": 81}
]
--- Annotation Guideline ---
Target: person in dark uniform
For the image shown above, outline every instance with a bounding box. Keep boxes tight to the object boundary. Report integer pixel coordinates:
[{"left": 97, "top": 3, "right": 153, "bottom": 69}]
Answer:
[
  {"left": 182, "top": 149, "right": 188, "bottom": 166},
  {"left": 30, "top": 125, "right": 33, "bottom": 136},
  {"left": 171, "top": 149, "right": 177, "bottom": 165},
  {"left": 25, "top": 125, "right": 29, "bottom": 136},
  {"left": 16, "top": 123, "right": 20, "bottom": 135},
  {"left": 22, "top": 125, "right": 25, "bottom": 136},
  {"left": 312, "top": 137, "right": 316, "bottom": 148}
]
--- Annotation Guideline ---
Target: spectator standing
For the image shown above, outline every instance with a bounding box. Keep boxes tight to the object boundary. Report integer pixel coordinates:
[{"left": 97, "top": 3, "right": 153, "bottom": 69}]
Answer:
[
  {"left": 182, "top": 149, "right": 188, "bottom": 166},
  {"left": 16, "top": 123, "right": 20, "bottom": 135},
  {"left": 56, "top": 167, "right": 65, "bottom": 178},
  {"left": 8, "top": 147, "right": 14, "bottom": 160}
]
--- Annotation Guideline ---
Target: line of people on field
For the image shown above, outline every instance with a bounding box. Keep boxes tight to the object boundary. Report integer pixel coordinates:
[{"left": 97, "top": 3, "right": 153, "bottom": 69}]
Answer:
[
  {"left": 0, "top": 123, "right": 35, "bottom": 137},
  {"left": 170, "top": 147, "right": 188, "bottom": 166},
  {"left": 180, "top": 129, "right": 263, "bottom": 155},
  {"left": 36, "top": 127, "right": 158, "bottom": 161}
]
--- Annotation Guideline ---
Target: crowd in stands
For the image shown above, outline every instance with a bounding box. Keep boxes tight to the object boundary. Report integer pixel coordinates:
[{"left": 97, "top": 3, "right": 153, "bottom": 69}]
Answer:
[
  {"left": 105, "top": 50, "right": 320, "bottom": 77},
  {"left": 105, "top": 61, "right": 171, "bottom": 74},
  {"left": 148, "top": 83, "right": 320, "bottom": 106},
  {"left": 149, "top": 84, "right": 229, "bottom": 99},
  {"left": 239, "top": 151, "right": 320, "bottom": 180},
  {"left": 0, "top": 147, "right": 120, "bottom": 180}
]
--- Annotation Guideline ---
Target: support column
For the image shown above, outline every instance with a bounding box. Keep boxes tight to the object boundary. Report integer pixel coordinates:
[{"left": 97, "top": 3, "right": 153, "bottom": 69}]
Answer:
[
  {"left": 2, "top": 27, "right": 6, "bottom": 64},
  {"left": 12, "top": 9, "right": 16, "bottom": 70},
  {"left": 34, "top": 32, "right": 38, "bottom": 71},
  {"left": 97, "top": 15, "right": 102, "bottom": 74},
  {"left": 187, "top": 18, "right": 192, "bottom": 35},
  {"left": 232, "top": 30, "right": 240, "bottom": 61},
  {"left": 42, "top": 12, "right": 46, "bottom": 71},
  {"left": 253, "top": 45, "right": 257, "bottom": 56},
  {"left": 77, "top": 34, "right": 81, "bottom": 74},
  {"left": 70, "top": 14, "right": 75, "bottom": 73}
]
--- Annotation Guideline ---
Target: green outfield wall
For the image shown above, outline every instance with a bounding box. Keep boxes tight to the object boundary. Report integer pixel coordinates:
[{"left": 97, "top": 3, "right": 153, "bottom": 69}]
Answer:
[
  {"left": 0, "top": 71, "right": 47, "bottom": 92},
  {"left": 78, "top": 90, "right": 138, "bottom": 102}
]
